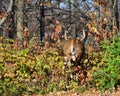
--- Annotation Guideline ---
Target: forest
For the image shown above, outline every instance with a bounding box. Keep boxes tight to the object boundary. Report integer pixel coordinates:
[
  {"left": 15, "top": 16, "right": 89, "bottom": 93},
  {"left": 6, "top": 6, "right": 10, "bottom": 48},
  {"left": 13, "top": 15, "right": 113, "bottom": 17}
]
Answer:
[{"left": 0, "top": 0, "right": 120, "bottom": 96}]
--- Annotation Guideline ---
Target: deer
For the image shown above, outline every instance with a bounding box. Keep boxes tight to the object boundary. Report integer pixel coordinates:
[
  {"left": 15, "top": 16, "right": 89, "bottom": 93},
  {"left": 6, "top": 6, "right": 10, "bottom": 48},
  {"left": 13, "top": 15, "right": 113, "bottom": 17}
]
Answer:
[
  {"left": 62, "top": 30, "right": 86, "bottom": 66},
  {"left": 62, "top": 29, "right": 88, "bottom": 83}
]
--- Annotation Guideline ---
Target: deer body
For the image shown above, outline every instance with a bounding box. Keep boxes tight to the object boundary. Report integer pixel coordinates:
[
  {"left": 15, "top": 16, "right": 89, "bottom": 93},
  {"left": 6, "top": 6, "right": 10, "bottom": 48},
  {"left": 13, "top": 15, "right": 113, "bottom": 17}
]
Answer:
[
  {"left": 62, "top": 38, "right": 84, "bottom": 65},
  {"left": 62, "top": 30, "right": 86, "bottom": 65}
]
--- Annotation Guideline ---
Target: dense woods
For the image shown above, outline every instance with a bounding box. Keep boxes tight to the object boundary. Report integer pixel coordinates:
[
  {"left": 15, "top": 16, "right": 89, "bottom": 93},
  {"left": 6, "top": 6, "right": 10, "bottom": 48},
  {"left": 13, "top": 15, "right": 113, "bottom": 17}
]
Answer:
[{"left": 0, "top": 0, "right": 120, "bottom": 95}]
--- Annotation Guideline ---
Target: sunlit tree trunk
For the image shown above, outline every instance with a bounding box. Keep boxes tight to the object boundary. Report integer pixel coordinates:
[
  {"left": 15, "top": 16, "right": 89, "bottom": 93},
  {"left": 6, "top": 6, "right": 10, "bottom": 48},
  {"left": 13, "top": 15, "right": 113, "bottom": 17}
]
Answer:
[{"left": 16, "top": 0, "right": 24, "bottom": 47}]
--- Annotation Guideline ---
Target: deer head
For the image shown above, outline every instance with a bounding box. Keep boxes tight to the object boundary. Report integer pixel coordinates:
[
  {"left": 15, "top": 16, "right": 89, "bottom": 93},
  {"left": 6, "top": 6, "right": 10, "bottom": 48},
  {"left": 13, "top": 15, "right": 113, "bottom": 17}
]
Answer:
[{"left": 62, "top": 30, "right": 86, "bottom": 65}]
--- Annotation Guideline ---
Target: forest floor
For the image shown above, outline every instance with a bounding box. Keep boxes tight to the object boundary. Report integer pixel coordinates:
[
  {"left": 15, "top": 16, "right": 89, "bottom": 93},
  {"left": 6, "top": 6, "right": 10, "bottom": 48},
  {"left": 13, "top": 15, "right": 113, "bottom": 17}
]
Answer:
[
  {"left": 31, "top": 88, "right": 120, "bottom": 96},
  {"left": 43, "top": 90, "right": 120, "bottom": 96},
  {"left": 41, "top": 91, "right": 120, "bottom": 96}
]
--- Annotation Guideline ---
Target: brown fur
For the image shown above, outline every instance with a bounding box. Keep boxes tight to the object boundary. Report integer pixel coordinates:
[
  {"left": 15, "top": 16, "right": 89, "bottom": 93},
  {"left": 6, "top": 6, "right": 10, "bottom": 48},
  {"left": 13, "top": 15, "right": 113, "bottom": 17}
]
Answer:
[{"left": 62, "top": 38, "right": 84, "bottom": 64}]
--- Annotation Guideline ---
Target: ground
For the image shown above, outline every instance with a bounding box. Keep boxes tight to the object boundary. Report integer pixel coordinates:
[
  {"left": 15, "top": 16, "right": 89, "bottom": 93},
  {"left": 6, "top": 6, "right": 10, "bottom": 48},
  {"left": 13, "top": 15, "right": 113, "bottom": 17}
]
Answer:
[
  {"left": 44, "top": 90, "right": 120, "bottom": 96},
  {"left": 28, "top": 88, "right": 120, "bottom": 96}
]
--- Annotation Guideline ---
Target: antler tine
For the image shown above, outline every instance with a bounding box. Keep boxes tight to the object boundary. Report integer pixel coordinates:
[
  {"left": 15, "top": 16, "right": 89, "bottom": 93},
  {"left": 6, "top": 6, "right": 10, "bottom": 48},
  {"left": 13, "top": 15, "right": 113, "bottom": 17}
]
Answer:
[
  {"left": 64, "top": 30, "right": 68, "bottom": 40},
  {"left": 80, "top": 29, "right": 86, "bottom": 41}
]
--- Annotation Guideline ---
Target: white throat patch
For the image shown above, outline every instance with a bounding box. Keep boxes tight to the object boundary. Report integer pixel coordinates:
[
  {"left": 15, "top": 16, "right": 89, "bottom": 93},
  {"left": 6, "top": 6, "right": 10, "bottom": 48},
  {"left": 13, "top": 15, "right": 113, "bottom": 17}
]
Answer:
[{"left": 70, "top": 44, "right": 76, "bottom": 61}]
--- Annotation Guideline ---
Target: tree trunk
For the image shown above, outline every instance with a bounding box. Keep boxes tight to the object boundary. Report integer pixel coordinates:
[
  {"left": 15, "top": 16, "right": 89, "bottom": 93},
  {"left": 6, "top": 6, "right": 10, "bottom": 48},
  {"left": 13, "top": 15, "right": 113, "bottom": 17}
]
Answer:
[
  {"left": 16, "top": 0, "right": 24, "bottom": 47},
  {"left": 115, "top": 0, "right": 120, "bottom": 31},
  {"left": 69, "top": 0, "right": 71, "bottom": 18},
  {"left": 8, "top": 0, "right": 16, "bottom": 39},
  {"left": 0, "top": 0, "right": 13, "bottom": 39},
  {"left": 40, "top": 1, "right": 45, "bottom": 42},
  {"left": 71, "top": 0, "right": 76, "bottom": 38}
]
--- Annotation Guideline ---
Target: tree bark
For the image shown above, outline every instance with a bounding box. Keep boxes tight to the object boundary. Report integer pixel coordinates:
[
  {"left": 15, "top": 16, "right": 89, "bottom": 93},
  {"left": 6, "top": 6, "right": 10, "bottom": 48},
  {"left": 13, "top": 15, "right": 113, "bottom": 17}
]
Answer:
[
  {"left": 0, "top": 0, "right": 13, "bottom": 26},
  {"left": 40, "top": 1, "right": 45, "bottom": 41},
  {"left": 16, "top": 0, "right": 24, "bottom": 47},
  {"left": 115, "top": 0, "right": 120, "bottom": 31},
  {"left": 8, "top": 0, "right": 16, "bottom": 39},
  {"left": 71, "top": 0, "right": 76, "bottom": 38}
]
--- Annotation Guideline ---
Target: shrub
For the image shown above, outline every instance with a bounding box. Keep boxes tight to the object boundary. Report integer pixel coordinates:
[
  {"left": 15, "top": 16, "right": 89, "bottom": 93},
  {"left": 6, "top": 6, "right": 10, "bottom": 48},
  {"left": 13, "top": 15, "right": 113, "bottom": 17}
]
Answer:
[
  {"left": 91, "top": 36, "right": 120, "bottom": 93},
  {"left": 0, "top": 42, "right": 80, "bottom": 95}
]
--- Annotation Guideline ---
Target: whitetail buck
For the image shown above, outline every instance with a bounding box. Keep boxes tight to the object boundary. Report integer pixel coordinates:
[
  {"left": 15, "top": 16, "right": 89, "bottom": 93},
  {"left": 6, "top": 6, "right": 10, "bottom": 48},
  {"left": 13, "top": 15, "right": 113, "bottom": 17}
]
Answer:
[{"left": 62, "top": 30, "right": 86, "bottom": 65}]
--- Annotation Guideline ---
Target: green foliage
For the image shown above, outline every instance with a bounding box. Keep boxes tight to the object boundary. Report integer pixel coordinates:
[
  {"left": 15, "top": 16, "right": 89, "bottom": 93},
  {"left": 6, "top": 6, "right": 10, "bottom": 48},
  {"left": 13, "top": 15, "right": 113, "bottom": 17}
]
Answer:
[
  {"left": 1, "top": 35, "right": 120, "bottom": 95},
  {"left": 91, "top": 36, "right": 120, "bottom": 93},
  {"left": 0, "top": 43, "right": 80, "bottom": 95}
]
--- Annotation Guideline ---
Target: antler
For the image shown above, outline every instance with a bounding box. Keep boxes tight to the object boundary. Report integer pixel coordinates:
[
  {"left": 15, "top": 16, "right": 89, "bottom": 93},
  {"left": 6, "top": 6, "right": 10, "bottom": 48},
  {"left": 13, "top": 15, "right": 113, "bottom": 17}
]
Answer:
[
  {"left": 64, "top": 30, "right": 68, "bottom": 40},
  {"left": 80, "top": 29, "right": 86, "bottom": 41}
]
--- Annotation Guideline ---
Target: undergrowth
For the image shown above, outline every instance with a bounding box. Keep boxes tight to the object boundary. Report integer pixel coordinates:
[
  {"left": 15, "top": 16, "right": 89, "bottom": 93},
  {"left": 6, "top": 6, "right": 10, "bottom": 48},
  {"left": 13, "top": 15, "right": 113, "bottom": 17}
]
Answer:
[
  {"left": 0, "top": 41, "right": 80, "bottom": 95},
  {"left": 90, "top": 36, "right": 120, "bottom": 93},
  {"left": 0, "top": 35, "right": 120, "bottom": 95}
]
